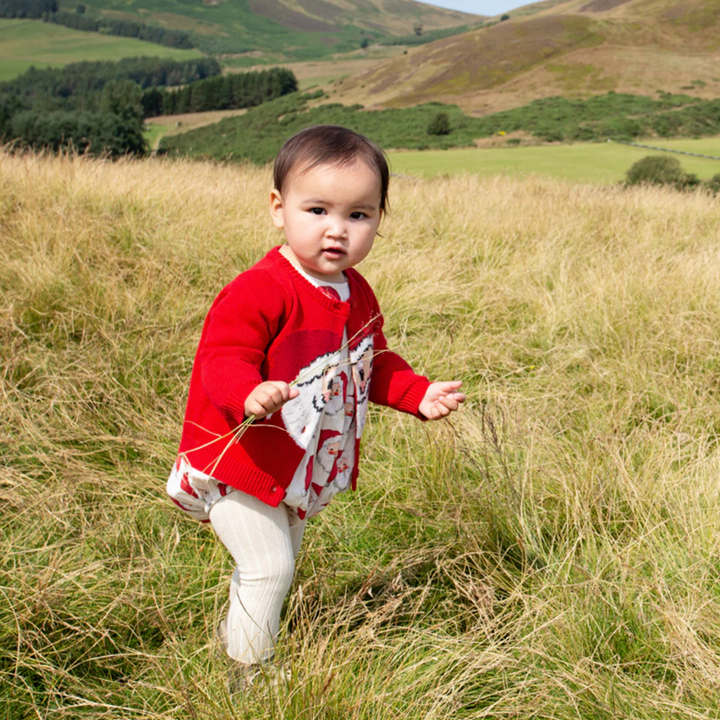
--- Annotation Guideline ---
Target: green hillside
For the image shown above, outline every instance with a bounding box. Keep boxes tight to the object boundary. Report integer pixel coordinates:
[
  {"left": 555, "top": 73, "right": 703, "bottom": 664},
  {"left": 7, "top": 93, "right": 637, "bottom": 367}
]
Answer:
[
  {"left": 66, "top": 0, "right": 481, "bottom": 58},
  {"left": 0, "top": 19, "right": 201, "bottom": 81},
  {"left": 159, "top": 90, "right": 720, "bottom": 165}
]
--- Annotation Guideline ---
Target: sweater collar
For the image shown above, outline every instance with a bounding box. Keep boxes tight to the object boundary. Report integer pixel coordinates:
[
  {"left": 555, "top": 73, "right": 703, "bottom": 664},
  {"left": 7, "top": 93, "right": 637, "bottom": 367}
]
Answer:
[{"left": 271, "top": 246, "right": 353, "bottom": 316}]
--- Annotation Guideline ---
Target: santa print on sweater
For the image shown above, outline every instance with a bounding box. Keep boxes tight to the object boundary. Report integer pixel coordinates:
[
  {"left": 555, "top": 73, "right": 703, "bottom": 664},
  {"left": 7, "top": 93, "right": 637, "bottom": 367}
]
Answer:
[
  {"left": 173, "top": 247, "right": 431, "bottom": 510},
  {"left": 281, "top": 333, "right": 373, "bottom": 449}
]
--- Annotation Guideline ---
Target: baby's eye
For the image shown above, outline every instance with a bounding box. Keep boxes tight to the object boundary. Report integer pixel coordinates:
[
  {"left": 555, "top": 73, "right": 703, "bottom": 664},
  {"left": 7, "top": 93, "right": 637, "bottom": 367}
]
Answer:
[
  {"left": 350, "top": 211, "right": 367, "bottom": 220},
  {"left": 309, "top": 207, "right": 326, "bottom": 215}
]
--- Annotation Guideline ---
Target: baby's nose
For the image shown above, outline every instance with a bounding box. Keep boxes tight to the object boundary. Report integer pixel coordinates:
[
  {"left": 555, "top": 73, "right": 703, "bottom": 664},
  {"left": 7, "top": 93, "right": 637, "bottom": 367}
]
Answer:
[{"left": 326, "top": 218, "right": 347, "bottom": 238}]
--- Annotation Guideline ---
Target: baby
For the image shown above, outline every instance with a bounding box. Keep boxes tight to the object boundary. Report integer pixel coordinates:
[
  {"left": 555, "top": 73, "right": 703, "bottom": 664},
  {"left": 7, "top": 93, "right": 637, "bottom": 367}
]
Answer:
[{"left": 167, "top": 124, "right": 465, "bottom": 687}]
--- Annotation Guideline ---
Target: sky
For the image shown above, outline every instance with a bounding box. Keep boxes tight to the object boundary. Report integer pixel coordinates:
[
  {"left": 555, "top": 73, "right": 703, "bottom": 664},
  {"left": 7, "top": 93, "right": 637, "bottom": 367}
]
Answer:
[{"left": 414, "top": 1, "right": 534, "bottom": 15}]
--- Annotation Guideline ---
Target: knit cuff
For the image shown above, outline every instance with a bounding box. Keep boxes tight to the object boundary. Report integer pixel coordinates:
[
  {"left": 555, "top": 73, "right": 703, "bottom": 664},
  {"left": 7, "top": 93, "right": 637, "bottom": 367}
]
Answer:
[
  {"left": 221, "top": 380, "right": 259, "bottom": 426},
  {"left": 393, "top": 376, "right": 432, "bottom": 421}
]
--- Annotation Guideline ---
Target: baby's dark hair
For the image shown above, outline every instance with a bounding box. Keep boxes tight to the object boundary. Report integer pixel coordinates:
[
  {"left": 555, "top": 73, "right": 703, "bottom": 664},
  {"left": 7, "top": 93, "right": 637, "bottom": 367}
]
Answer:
[{"left": 273, "top": 125, "right": 390, "bottom": 212}]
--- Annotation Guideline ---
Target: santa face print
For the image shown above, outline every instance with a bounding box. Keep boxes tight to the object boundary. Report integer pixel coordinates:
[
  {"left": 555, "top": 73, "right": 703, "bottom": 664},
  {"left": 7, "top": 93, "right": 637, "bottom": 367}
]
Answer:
[
  {"left": 282, "top": 346, "right": 342, "bottom": 449},
  {"left": 282, "top": 333, "right": 374, "bottom": 448},
  {"left": 322, "top": 370, "right": 347, "bottom": 417},
  {"left": 317, "top": 435, "right": 342, "bottom": 473},
  {"left": 350, "top": 336, "right": 373, "bottom": 435}
]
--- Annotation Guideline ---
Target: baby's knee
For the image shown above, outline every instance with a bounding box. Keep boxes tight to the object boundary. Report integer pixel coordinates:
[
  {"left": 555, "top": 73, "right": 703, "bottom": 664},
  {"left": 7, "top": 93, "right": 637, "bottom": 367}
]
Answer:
[{"left": 260, "top": 551, "right": 295, "bottom": 597}]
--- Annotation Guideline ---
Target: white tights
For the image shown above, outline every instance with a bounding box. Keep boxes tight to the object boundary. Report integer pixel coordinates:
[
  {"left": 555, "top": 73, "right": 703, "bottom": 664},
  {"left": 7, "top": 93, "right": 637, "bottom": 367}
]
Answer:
[{"left": 209, "top": 491, "right": 305, "bottom": 665}]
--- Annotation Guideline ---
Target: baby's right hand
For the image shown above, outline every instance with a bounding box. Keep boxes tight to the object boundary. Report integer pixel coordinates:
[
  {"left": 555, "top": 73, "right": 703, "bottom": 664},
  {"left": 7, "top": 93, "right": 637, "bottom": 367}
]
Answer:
[{"left": 244, "top": 381, "right": 299, "bottom": 419}]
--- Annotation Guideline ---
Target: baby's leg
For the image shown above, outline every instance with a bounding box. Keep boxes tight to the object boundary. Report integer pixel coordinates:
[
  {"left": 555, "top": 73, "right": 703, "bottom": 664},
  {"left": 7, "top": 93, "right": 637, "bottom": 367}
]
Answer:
[{"left": 210, "top": 492, "right": 300, "bottom": 665}]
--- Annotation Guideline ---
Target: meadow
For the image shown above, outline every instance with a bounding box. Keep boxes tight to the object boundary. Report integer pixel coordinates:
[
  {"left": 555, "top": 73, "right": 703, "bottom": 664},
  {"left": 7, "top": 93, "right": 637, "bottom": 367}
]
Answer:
[
  {"left": 0, "top": 19, "right": 200, "bottom": 81},
  {"left": 388, "top": 138, "right": 720, "bottom": 183},
  {"left": 2, "top": 150, "right": 720, "bottom": 719},
  {"left": 144, "top": 109, "right": 249, "bottom": 151},
  {"left": 159, "top": 90, "right": 720, "bottom": 166}
]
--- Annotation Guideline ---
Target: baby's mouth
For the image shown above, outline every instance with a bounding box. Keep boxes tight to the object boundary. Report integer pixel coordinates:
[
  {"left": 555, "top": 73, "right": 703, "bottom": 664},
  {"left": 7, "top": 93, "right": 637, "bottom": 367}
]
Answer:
[{"left": 322, "top": 247, "right": 345, "bottom": 258}]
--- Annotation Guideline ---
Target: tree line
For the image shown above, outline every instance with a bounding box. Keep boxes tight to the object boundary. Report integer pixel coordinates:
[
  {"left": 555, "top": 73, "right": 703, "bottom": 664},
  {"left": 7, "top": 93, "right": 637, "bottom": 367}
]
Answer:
[
  {"left": 0, "top": 0, "right": 56, "bottom": 18},
  {"left": 0, "top": 1, "right": 194, "bottom": 50},
  {"left": 0, "top": 58, "right": 297, "bottom": 158},
  {"left": 1, "top": 57, "right": 221, "bottom": 113},
  {"left": 45, "top": 10, "right": 193, "bottom": 50},
  {"left": 141, "top": 68, "right": 297, "bottom": 117}
]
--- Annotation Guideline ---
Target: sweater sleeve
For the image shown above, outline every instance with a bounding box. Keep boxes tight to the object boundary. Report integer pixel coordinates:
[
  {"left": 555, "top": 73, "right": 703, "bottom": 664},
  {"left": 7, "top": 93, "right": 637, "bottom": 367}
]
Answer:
[
  {"left": 196, "top": 269, "right": 287, "bottom": 428},
  {"left": 367, "top": 298, "right": 431, "bottom": 420}
]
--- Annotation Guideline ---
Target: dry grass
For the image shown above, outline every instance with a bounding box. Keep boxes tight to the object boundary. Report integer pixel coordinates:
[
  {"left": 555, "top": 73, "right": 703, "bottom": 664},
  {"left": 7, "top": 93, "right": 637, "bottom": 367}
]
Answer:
[
  {"left": 2, "top": 150, "right": 720, "bottom": 718},
  {"left": 234, "top": 46, "right": 406, "bottom": 91},
  {"left": 145, "top": 109, "right": 249, "bottom": 130}
]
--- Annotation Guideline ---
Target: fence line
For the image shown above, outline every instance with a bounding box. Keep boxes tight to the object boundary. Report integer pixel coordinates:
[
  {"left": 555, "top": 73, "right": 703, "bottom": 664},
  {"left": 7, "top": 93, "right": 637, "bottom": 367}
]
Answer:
[{"left": 607, "top": 138, "right": 720, "bottom": 161}]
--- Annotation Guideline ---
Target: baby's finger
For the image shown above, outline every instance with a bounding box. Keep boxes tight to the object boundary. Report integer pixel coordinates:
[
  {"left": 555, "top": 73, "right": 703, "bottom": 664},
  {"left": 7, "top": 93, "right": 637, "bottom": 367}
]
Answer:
[
  {"left": 259, "top": 387, "right": 280, "bottom": 407},
  {"left": 270, "top": 381, "right": 300, "bottom": 406},
  {"left": 437, "top": 380, "right": 463, "bottom": 394},
  {"left": 438, "top": 394, "right": 461, "bottom": 411},
  {"left": 434, "top": 402, "right": 450, "bottom": 418},
  {"left": 245, "top": 398, "right": 267, "bottom": 418},
  {"left": 262, "top": 388, "right": 287, "bottom": 413}
]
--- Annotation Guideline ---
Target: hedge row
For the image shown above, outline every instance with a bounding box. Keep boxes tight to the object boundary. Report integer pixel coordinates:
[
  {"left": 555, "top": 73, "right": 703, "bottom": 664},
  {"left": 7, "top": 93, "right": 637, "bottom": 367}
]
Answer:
[{"left": 45, "top": 10, "right": 193, "bottom": 50}]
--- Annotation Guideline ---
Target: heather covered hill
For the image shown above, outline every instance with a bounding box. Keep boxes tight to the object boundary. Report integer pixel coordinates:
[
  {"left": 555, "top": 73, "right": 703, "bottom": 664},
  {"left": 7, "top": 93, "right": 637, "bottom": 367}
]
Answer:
[
  {"left": 71, "top": 0, "right": 483, "bottom": 58},
  {"left": 331, "top": 0, "right": 720, "bottom": 113}
]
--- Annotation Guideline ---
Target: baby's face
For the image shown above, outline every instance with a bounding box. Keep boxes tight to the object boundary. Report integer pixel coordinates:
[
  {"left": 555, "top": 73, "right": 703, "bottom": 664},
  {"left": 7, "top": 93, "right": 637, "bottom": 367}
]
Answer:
[{"left": 270, "top": 159, "right": 382, "bottom": 282}]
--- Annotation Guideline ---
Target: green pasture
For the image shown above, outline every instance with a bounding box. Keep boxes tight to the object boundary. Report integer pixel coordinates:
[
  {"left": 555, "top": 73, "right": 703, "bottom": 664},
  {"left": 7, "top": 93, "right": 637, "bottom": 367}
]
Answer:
[
  {"left": 143, "top": 122, "right": 172, "bottom": 151},
  {"left": 0, "top": 19, "right": 200, "bottom": 82},
  {"left": 67, "top": 0, "right": 381, "bottom": 57},
  {"left": 388, "top": 138, "right": 720, "bottom": 183}
]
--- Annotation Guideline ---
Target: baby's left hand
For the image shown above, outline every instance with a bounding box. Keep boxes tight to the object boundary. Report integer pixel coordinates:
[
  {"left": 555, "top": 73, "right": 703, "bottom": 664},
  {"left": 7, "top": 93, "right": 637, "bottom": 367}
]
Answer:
[{"left": 418, "top": 381, "right": 465, "bottom": 420}]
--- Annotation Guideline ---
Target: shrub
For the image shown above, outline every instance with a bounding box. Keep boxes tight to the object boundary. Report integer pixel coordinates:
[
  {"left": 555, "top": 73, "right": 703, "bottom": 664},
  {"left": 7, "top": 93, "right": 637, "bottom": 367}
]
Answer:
[
  {"left": 706, "top": 173, "right": 720, "bottom": 194},
  {"left": 625, "top": 155, "right": 700, "bottom": 190},
  {"left": 651, "top": 113, "right": 684, "bottom": 137},
  {"left": 427, "top": 112, "right": 451, "bottom": 136},
  {"left": 10, "top": 110, "right": 146, "bottom": 156},
  {"left": 537, "top": 128, "right": 564, "bottom": 142},
  {"left": 501, "top": 14, "right": 510, "bottom": 20},
  {"left": 567, "top": 125, "right": 598, "bottom": 142}
]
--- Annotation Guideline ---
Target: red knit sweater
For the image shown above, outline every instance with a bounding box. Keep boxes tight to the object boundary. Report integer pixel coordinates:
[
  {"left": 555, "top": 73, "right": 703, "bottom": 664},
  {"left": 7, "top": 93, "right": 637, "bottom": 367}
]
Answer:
[{"left": 178, "top": 246, "right": 430, "bottom": 507}]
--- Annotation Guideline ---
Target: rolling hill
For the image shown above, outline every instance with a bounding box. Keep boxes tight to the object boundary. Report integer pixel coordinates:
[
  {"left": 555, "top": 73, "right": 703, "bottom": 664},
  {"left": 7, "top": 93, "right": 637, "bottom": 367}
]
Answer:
[
  {"left": 331, "top": 0, "right": 720, "bottom": 113},
  {"left": 70, "top": 0, "right": 483, "bottom": 59},
  {"left": 0, "top": 19, "right": 201, "bottom": 81}
]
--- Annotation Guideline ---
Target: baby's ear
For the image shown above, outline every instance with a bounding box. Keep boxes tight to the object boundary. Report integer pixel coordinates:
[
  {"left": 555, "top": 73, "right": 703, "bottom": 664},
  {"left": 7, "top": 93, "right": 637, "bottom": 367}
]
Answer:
[{"left": 269, "top": 189, "right": 285, "bottom": 229}]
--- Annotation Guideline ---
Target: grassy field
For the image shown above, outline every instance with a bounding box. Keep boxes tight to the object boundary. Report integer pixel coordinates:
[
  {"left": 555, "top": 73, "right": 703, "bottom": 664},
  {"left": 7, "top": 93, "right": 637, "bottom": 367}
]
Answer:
[
  {"left": 3, "top": 151, "right": 720, "bottom": 718},
  {"left": 389, "top": 138, "right": 720, "bottom": 183},
  {"left": 145, "top": 109, "right": 248, "bottom": 150},
  {"left": 0, "top": 19, "right": 201, "bottom": 82}
]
